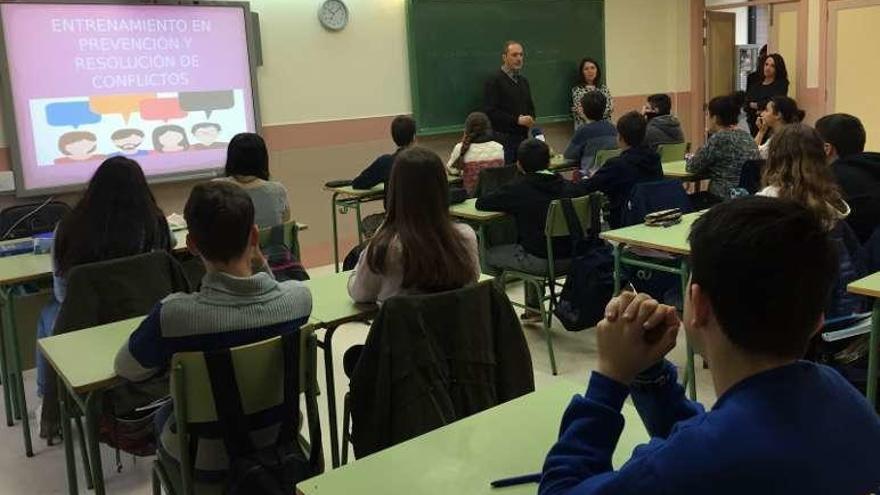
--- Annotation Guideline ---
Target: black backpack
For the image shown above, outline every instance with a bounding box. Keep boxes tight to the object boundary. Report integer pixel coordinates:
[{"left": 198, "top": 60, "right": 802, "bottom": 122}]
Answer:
[
  {"left": 263, "top": 225, "right": 309, "bottom": 282},
  {"left": 204, "top": 334, "right": 322, "bottom": 494},
  {"left": 553, "top": 196, "right": 614, "bottom": 331}
]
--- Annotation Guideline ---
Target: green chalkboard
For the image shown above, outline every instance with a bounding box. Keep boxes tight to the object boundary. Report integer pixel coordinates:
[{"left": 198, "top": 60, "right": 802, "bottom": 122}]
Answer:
[{"left": 406, "top": 0, "right": 605, "bottom": 135}]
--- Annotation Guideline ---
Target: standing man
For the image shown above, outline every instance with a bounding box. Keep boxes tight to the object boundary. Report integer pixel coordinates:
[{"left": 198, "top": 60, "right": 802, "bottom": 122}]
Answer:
[{"left": 484, "top": 40, "right": 536, "bottom": 163}]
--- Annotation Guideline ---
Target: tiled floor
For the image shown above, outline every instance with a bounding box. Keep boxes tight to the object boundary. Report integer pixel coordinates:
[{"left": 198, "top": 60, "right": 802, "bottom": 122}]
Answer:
[{"left": 0, "top": 265, "right": 717, "bottom": 494}]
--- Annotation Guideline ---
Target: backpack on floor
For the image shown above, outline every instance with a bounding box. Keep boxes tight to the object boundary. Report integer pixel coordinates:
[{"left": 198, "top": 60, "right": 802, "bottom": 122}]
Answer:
[{"left": 553, "top": 196, "right": 614, "bottom": 331}]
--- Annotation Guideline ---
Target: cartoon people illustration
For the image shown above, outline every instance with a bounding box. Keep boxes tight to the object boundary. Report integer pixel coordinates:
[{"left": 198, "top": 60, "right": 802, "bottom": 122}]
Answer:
[
  {"left": 152, "top": 125, "right": 190, "bottom": 153},
  {"left": 110, "top": 129, "right": 149, "bottom": 157},
  {"left": 54, "top": 131, "right": 104, "bottom": 164},
  {"left": 191, "top": 123, "right": 226, "bottom": 150}
]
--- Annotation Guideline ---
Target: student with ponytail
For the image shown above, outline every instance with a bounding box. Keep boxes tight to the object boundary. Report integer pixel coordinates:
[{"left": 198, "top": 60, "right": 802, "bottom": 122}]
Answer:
[{"left": 446, "top": 112, "right": 505, "bottom": 195}]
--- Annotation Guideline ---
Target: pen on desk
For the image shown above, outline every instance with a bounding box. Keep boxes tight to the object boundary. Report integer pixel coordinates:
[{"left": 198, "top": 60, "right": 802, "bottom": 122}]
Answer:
[{"left": 490, "top": 472, "right": 542, "bottom": 488}]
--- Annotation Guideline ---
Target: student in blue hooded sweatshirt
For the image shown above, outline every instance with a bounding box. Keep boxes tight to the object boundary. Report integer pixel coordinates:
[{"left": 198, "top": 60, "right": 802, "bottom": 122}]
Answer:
[
  {"left": 539, "top": 197, "right": 880, "bottom": 495},
  {"left": 573, "top": 111, "right": 662, "bottom": 229}
]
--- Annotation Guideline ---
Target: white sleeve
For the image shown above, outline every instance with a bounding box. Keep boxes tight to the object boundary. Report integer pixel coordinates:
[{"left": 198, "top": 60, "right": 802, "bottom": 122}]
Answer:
[
  {"left": 347, "top": 247, "right": 383, "bottom": 303},
  {"left": 446, "top": 142, "right": 464, "bottom": 174}
]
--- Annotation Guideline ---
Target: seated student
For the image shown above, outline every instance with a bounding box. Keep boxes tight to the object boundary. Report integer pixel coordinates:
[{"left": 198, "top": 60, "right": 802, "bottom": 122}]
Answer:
[
  {"left": 348, "top": 146, "right": 480, "bottom": 303},
  {"left": 574, "top": 111, "right": 663, "bottom": 229},
  {"left": 642, "top": 93, "right": 685, "bottom": 151},
  {"left": 446, "top": 112, "right": 505, "bottom": 195},
  {"left": 815, "top": 113, "right": 880, "bottom": 243},
  {"left": 753, "top": 96, "right": 804, "bottom": 159},
  {"left": 351, "top": 115, "right": 416, "bottom": 190},
  {"left": 35, "top": 157, "right": 173, "bottom": 405},
  {"left": 476, "top": 138, "right": 577, "bottom": 320},
  {"left": 563, "top": 91, "right": 618, "bottom": 177},
  {"left": 114, "top": 182, "right": 312, "bottom": 476},
  {"left": 217, "top": 132, "right": 290, "bottom": 228},
  {"left": 757, "top": 123, "right": 865, "bottom": 318},
  {"left": 540, "top": 197, "right": 880, "bottom": 495},
  {"left": 687, "top": 95, "right": 760, "bottom": 202}
]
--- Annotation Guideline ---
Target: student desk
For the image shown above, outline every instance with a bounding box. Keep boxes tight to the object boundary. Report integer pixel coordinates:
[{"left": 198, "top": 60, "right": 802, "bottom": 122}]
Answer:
[
  {"left": 600, "top": 211, "right": 704, "bottom": 400},
  {"left": 550, "top": 155, "right": 577, "bottom": 173},
  {"left": 662, "top": 160, "right": 694, "bottom": 180},
  {"left": 296, "top": 380, "right": 650, "bottom": 495},
  {"left": 449, "top": 199, "right": 506, "bottom": 274},
  {"left": 847, "top": 272, "right": 880, "bottom": 409},
  {"left": 38, "top": 316, "right": 142, "bottom": 495}
]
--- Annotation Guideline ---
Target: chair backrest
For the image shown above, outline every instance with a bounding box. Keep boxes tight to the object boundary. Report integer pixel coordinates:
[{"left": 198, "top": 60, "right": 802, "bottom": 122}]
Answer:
[
  {"left": 349, "top": 280, "right": 533, "bottom": 457},
  {"left": 461, "top": 159, "right": 505, "bottom": 196},
  {"left": 474, "top": 165, "right": 519, "bottom": 198},
  {"left": 657, "top": 142, "right": 687, "bottom": 163},
  {"left": 738, "top": 158, "right": 765, "bottom": 194},
  {"left": 594, "top": 148, "right": 623, "bottom": 170},
  {"left": 622, "top": 179, "right": 692, "bottom": 228},
  {"left": 55, "top": 250, "right": 190, "bottom": 334},
  {"left": 545, "top": 194, "right": 597, "bottom": 238},
  {"left": 259, "top": 220, "right": 303, "bottom": 261},
  {"left": 0, "top": 201, "right": 70, "bottom": 240},
  {"left": 170, "top": 329, "right": 322, "bottom": 492}
]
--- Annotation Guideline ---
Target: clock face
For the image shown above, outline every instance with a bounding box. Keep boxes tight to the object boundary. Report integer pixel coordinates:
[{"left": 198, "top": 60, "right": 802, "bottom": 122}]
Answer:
[{"left": 318, "top": 0, "right": 348, "bottom": 31}]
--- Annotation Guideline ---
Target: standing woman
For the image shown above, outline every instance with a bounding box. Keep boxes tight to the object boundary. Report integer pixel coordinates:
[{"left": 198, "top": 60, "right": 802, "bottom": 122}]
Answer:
[
  {"left": 571, "top": 58, "right": 613, "bottom": 129},
  {"left": 745, "top": 53, "right": 790, "bottom": 135}
]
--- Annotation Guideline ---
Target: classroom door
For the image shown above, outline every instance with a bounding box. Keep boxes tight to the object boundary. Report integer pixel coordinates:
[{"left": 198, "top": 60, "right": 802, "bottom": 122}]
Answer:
[
  {"left": 828, "top": 0, "right": 880, "bottom": 149},
  {"left": 769, "top": 2, "right": 799, "bottom": 99},
  {"left": 706, "top": 11, "right": 736, "bottom": 100}
]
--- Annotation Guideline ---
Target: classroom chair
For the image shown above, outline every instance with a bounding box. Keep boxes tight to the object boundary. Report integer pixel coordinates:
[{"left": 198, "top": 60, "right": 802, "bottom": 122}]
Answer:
[
  {"left": 656, "top": 142, "right": 688, "bottom": 163},
  {"left": 460, "top": 158, "right": 505, "bottom": 196},
  {"left": 259, "top": 220, "right": 309, "bottom": 282},
  {"left": 38, "top": 251, "right": 190, "bottom": 466},
  {"left": 474, "top": 166, "right": 520, "bottom": 271},
  {"left": 594, "top": 148, "right": 622, "bottom": 170},
  {"left": 498, "top": 194, "right": 601, "bottom": 375},
  {"left": 341, "top": 280, "right": 533, "bottom": 461},
  {"left": 0, "top": 201, "right": 70, "bottom": 240},
  {"left": 151, "top": 329, "right": 324, "bottom": 495}
]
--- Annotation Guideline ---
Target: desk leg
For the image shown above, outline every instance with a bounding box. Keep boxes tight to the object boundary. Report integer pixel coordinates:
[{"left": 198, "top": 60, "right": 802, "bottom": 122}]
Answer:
[
  {"left": 320, "top": 325, "right": 341, "bottom": 468},
  {"left": 331, "top": 192, "right": 341, "bottom": 273},
  {"left": 58, "top": 378, "right": 78, "bottom": 495},
  {"left": 868, "top": 301, "right": 879, "bottom": 410},
  {"left": 0, "top": 297, "right": 12, "bottom": 426},
  {"left": 2, "top": 286, "right": 33, "bottom": 456},
  {"left": 84, "top": 391, "right": 106, "bottom": 495},
  {"left": 612, "top": 244, "right": 622, "bottom": 294},
  {"left": 355, "top": 202, "right": 364, "bottom": 245},
  {"left": 477, "top": 224, "right": 490, "bottom": 275},
  {"left": 679, "top": 260, "right": 696, "bottom": 401}
]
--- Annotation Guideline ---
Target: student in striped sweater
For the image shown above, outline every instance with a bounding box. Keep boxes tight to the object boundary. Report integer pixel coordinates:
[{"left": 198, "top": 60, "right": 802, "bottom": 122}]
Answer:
[{"left": 114, "top": 181, "right": 312, "bottom": 478}]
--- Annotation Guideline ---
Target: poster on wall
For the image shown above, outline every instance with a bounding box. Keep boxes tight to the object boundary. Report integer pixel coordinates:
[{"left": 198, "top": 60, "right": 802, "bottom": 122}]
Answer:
[{"left": 0, "top": 2, "right": 259, "bottom": 196}]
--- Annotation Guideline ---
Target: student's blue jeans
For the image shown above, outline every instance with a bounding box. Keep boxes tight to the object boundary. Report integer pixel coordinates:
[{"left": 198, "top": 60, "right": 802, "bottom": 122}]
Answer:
[{"left": 35, "top": 298, "right": 61, "bottom": 398}]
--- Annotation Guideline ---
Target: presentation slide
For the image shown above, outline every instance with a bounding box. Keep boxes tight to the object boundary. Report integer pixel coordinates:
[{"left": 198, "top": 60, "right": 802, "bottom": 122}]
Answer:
[{"left": 0, "top": 3, "right": 258, "bottom": 196}]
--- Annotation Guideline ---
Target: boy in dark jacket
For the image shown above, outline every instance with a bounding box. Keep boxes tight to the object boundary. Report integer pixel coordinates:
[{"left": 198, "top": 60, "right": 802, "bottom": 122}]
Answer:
[
  {"left": 476, "top": 138, "right": 577, "bottom": 320},
  {"left": 351, "top": 115, "right": 416, "bottom": 190},
  {"left": 564, "top": 91, "right": 618, "bottom": 176},
  {"left": 815, "top": 113, "right": 880, "bottom": 243},
  {"left": 540, "top": 198, "right": 880, "bottom": 495},
  {"left": 575, "top": 111, "right": 663, "bottom": 229}
]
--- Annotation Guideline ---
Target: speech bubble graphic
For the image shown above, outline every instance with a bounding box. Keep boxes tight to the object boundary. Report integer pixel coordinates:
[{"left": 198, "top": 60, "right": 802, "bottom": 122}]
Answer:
[
  {"left": 178, "top": 90, "right": 235, "bottom": 119},
  {"left": 139, "top": 98, "right": 187, "bottom": 122},
  {"left": 89, "top": 93, "right": 155, "bottom": 124},
  {"left": 46, "top": 101, "right": 102, "bottom": 128}
]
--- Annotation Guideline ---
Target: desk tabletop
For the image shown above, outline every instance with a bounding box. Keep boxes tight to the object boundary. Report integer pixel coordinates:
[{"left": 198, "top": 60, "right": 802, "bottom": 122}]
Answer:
[
  {"left": 600, "top": 211, "right": 704, "bottom": 256},
  {"left": 305, "top": 272, "right": 378, "bottom": 328},
  {"left": 0, "top": 251, "right": 53, "bottom": 285},
  {"left": 38, "top": 316, "right": 144, "bottom": 395},
  {"left": 662, "top": 160, "right": 694, "bottom": 179},
  {"left": 296, "top": 380, "right": 649, "bottom": 495},
  {"left": 550, "top": 155, "right": 576, "bottom": 171},
  {"left": 848, "top": 271, "right": 880, "bottom": 298},
  {"left": 450, "top": 199, "right": 506, "bottom": 222}
]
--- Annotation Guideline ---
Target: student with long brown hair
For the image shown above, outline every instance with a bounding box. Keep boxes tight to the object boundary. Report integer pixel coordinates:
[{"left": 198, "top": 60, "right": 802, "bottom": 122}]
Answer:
[
  {"left": 758, "top": 123, "right": 865, "bottom": 317},
  {"left": 446, "top": 112, "right": 504, "bottom": 195},
  {"left": 348, "top": 146, "right": 480, "bottom": 303}
]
